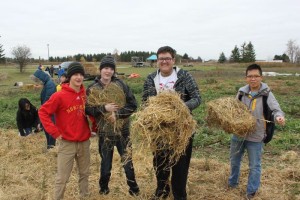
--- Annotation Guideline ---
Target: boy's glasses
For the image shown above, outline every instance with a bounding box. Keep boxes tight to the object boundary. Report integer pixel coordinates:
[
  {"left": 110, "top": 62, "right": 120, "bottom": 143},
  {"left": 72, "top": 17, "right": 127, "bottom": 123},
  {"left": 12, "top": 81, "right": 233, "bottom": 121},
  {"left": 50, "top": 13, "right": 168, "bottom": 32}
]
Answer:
[
  {"left": 158, "top": 57, "right": 173, "bottom": 62},
  {"left": 246, "top": 75, "right": 261, "bottom": 79}
]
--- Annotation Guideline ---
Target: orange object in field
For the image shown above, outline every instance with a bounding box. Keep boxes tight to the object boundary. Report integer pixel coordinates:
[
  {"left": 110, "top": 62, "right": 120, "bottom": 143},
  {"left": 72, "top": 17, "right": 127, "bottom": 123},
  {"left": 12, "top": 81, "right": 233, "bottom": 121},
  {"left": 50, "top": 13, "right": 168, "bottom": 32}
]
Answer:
[{"left": 129, "top": 73, "right": 140, "bottom": 78}]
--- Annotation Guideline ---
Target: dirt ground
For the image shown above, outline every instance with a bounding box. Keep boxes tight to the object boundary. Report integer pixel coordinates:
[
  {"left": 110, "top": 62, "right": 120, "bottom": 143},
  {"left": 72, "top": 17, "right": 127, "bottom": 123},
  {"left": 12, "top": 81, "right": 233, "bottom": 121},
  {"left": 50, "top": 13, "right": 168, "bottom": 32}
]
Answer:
[{"left": 0, "top": 129, "right": 299, "bottom": 200}]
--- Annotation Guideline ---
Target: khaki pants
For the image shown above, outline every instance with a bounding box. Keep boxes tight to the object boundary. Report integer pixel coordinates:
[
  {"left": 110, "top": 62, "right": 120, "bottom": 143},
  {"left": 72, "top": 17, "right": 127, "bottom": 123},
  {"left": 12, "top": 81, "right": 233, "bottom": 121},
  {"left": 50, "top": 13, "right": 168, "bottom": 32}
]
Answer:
[{"left": 54, "top": 139, "right": 90, "bottom": 200}]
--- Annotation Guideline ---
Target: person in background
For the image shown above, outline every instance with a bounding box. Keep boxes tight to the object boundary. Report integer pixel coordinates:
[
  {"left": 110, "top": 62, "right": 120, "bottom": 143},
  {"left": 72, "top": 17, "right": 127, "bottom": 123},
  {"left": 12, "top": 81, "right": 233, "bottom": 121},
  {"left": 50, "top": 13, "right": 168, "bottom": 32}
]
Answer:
[
  {"left": 228, "top": 64, "right": 285, "bottom": 200},
  {"left": 50, "top": 65, "right": 54, "bottom": 78},
  {"left": 44, "top": 66, "right": 51, "bottom": 77},
  {"left": 56, "top": 73, "right": 67, "bottom": 92},
  {"left": 58, "top": 65, "right": 65, "bottom": 79},
  {"left": 45, "top": 66, "right": 50, "bottom": 73},
  {"left": 32, "top": 70, "right": 56, "bottom": 149},
  {"left": 38, "top": 62, "right": 91, "bottom": 200},
  {"left": 142, "top": 46, "right": 201, "bottom": 200},
  {"left": 85, "top": 55, "right": 140, "bottom": 196},
  {"left": 16, "top": 98, "right": 42, "bottom": 136},
  {"left": 38, "top": 63, "right": 44, "bottom": 71}
]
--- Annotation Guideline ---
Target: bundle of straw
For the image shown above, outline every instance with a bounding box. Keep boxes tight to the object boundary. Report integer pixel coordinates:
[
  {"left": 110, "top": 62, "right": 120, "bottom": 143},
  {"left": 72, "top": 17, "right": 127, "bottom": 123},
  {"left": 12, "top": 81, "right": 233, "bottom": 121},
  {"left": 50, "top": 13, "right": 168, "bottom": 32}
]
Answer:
[
  {"left": 0, "top": 72, "right": 7, "bottom": 81},
  {"left": 22, "top": 84, "right": 35, "bottom": 91},
  {"left": 87, "top": 82, "right": 126, "bottom": 133},
  {"left": 206, "top": 97, "right": 256, "bottom": 137},
  {"left": 131, "top": 91, "right": 196, "bottom": 164}
]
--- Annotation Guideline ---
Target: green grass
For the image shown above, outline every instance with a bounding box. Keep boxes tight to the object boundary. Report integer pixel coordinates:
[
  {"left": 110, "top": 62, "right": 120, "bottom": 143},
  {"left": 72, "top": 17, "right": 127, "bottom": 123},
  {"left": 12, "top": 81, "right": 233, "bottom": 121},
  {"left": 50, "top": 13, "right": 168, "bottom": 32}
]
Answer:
[{"left": 1, "top": 63, "right": 299, "bottom": 156}]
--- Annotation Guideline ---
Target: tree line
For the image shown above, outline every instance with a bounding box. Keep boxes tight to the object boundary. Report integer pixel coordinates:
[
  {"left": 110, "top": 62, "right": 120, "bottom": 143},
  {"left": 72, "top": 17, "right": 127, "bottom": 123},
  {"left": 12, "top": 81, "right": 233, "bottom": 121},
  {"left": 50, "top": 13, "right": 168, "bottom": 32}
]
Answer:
[
  {"left": 45, "top": 51, "right": 158, "bottom": 63},
  {"left": 218, "top": 41, "right": 256, "bottom": 63},
  {"left": 1, "top": 38, "right": 300, "bottom": 73},
  {"left": 218, "top": 40, "right": 300, "bottom": 64}
]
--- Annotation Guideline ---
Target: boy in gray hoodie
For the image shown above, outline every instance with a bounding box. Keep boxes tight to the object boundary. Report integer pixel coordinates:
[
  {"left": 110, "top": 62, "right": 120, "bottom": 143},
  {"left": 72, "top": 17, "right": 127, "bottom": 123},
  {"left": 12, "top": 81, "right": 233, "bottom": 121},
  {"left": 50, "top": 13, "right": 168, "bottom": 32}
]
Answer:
[{"left": 228, "top": 64, "right": 285, "bottom": 199}]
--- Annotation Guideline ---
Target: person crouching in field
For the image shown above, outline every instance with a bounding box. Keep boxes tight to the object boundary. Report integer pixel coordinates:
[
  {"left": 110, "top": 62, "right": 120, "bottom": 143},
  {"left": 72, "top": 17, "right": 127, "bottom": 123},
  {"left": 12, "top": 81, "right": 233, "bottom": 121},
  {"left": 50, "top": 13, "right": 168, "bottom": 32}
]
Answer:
[
  {"left": 16, "top": 98, "right": 42, "bottom": 136},
  {"left": 38, "top": 62, "right": 91, "bottom": 200},
  {"left": 228, "top": 64, "right": 285, "bottom": 200},
  {"left": 85, "top": 55, "right": 140, "bottom": 196},
  {"left": 142, "top": 46, "right": 201, "bottom": 200}
]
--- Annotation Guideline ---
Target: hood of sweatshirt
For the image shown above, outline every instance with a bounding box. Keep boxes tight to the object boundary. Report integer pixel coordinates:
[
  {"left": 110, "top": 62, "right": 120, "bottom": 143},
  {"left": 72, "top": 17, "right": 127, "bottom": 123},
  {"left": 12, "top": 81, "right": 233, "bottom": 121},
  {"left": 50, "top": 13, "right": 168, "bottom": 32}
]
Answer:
[{"left": 33, "top": 70, "right": 51, "bottom": 84}]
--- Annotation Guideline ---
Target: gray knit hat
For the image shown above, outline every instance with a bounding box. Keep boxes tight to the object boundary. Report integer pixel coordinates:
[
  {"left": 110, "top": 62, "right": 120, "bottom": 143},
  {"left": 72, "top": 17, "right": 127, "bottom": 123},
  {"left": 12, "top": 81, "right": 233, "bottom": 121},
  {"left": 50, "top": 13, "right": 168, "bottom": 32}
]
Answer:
[
  {"left": 67, "top": 62, "right": 85, "bottom": 78},
  {"left": 100, "top": 55, "right": 116, "bottom": 71}
]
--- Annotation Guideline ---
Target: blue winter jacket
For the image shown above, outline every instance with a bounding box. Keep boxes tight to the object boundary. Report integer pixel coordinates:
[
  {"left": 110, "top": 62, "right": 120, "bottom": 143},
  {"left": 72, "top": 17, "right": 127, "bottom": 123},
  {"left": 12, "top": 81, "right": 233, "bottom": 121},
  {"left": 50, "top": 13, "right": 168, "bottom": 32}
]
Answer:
[{"left": 33, "top": 70, "right": 56, "bottom": 105}]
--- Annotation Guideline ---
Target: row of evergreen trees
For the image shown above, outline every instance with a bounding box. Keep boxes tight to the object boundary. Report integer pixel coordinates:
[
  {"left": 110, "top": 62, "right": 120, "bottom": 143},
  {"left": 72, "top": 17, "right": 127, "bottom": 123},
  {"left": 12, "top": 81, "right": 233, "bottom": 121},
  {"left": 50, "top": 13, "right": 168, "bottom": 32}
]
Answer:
[
  {"left": 48, "top": 51, "right": 156, "bottom": 62},
  {"left": 0, "top": 40, "right": 293, "bottom": 64},
  {"left": 218, "top": 42, "right": 256, "bottom": 63}
]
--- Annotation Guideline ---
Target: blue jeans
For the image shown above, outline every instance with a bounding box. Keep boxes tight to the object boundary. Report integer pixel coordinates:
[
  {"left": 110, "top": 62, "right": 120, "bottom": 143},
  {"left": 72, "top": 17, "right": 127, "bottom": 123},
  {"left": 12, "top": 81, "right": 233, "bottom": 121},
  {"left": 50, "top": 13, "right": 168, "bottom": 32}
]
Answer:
[
  {"left": 98, "top": 135, "right": 139, "bottom": 192},
  {"left": 41, "top": 115, "right": 56, "bottom": 149},
  {"left": 45, "top": 131, "right": 56, "bottom": 149},
  {"left": 228, "top": 136, "right": 263, "bottom": 194}
]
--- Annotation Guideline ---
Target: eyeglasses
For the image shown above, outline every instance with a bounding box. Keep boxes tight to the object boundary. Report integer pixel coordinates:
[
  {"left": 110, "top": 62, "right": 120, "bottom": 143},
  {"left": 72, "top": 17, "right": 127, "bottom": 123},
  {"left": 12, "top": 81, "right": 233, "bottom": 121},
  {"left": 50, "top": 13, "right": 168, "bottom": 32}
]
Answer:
[
  {"left": 158, "top": 57, "right": 173, "bottom": 62},
  {"left": 246, "top": 75, "right": 261, "bottom": 79}
]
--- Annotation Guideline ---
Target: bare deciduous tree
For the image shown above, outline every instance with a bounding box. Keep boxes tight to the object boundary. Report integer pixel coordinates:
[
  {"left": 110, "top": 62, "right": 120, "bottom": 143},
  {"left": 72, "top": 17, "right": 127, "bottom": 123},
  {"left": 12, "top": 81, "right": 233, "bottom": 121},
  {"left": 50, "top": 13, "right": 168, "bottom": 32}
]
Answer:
[
  {"left": 113, "top": 48, "right": 119, "bottom": 61},
  {"left": 286, "top": 39, "right": 299, "bottom": 63},
  {"left": 296, "top": 49, "right": 300, "bottom": 63},
  {"left": 11, "top": 45, "right": 31, "bottom": 72}
]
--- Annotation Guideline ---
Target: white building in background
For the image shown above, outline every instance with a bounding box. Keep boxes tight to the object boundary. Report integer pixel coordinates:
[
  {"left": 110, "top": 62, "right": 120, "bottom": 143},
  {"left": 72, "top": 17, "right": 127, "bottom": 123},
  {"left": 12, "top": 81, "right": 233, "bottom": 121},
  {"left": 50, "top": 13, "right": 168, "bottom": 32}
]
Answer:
[{"left": 256, "top": 60, "right": 283, "bottom": 63}]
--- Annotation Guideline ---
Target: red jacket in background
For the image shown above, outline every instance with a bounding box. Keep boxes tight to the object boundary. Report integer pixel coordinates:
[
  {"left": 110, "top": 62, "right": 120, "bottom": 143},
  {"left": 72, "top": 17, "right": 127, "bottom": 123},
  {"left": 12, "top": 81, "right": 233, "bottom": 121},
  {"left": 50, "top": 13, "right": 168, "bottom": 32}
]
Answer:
[{"left": 38, "top": 83, "right": 91, "bottom": 141}]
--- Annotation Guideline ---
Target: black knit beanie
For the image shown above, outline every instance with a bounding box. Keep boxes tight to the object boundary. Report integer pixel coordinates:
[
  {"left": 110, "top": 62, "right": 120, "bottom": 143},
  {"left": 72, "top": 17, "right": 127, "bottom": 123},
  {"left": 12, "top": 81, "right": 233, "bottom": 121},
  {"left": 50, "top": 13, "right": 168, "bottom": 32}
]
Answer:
[
  {"left": 67, "top": 62, "right": 85, "bottom": 78},
  {"left": 100, "top": 55, "right": 116, "bottom": 71}
]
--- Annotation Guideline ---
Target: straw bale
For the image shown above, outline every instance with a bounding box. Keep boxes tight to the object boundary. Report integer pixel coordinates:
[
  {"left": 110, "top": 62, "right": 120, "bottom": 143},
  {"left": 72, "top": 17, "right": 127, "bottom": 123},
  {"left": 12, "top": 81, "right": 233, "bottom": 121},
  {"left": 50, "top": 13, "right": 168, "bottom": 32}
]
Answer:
[
  {"left": 206, "top": 97, "right": 256, "bottom": 137},
  {"left": 131, "top": 91, "right": 196, "bottom": 165},
  {"left": 83, "top": 62, "right": 98, "bottom": 76},
  {"left": 87, "top": 82, "right": 126, "bottom": 133},
  {"left": 22, "top": 84, "right": 35, "bottom": 91}
]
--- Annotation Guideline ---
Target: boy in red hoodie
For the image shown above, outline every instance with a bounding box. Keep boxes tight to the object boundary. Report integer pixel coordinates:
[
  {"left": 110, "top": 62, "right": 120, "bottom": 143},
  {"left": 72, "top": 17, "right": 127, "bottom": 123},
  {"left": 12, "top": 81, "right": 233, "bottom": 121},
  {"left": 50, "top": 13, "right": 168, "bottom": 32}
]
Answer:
[{"left": 39, "top": 62, "right": 91, "bottom": 200}]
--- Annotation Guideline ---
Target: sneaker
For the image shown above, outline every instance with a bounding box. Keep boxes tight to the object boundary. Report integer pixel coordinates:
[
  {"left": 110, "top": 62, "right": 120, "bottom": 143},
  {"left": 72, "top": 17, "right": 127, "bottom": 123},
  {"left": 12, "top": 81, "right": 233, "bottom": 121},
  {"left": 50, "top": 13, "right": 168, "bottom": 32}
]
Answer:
[
  {"left": 129, "top": 187, "right": 140, "bottom": 196},
  {"left": 99, "top": 188, "right": 110, "bottom": 195},
  {"left": 246, "top": 192, "right": 256, "bottom": 199},
  {"left": 149, "top": 194, "right": 169, "bottom": 200},
  {"left": 227, "top": 184, "right": 237, "bottom": 189},
  {"left": 149, "top": 192, "right": 169, "bottom": 200}
]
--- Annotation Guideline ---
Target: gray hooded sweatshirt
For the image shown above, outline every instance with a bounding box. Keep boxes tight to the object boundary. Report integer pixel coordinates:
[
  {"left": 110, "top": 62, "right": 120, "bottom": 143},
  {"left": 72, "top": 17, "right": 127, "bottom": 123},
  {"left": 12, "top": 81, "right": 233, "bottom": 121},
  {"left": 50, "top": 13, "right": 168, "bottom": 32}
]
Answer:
[{"left": 236, "top": 82, "right": 284, "bottom": 142}]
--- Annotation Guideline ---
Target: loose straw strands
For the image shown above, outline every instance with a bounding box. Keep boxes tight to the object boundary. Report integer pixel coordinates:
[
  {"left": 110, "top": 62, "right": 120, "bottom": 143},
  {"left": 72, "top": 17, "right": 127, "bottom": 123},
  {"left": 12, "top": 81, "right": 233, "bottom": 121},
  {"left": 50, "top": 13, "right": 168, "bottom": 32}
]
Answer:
[
  {"left": 131, "top": 91, "right": 196, "bottom": 165},
  {"left": 87, "top": 82, "right": 126, "bottom": 132}
]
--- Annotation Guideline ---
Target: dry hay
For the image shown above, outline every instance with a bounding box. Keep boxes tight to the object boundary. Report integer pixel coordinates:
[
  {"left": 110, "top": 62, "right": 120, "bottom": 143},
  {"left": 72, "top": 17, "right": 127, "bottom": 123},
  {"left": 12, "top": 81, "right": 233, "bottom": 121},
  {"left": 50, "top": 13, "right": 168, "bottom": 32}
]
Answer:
[
  {"left": 131, "top": 91, "right": 196, "bottom": 165},
  {"left": 0, "top": 72, "right": 8, "bottom": 81},
  {"left": 206, "top": 97, "right": 256, "bottom": 137},
  {"left": 21, "top": 84, "right": 35, "bottom": 91},
  {"left": 83, "top": 62, "right": 99, "bottom": 76},
  {"left": 280, "top": 150, "right": 298, "bottom": 161},
  {"left": 0, "top": 128, "right": 300, "bottom": 200},
  {"left": 87, "top": 82, "right": 126, "bottom": 133}
]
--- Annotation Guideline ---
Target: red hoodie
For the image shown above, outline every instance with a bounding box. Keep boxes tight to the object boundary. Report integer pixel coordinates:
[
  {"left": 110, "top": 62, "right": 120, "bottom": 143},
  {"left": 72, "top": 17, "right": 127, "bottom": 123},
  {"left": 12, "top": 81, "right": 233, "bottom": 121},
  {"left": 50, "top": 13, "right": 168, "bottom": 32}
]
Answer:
[{"left": 38, "top": 83, "right": 91, "bottom": 141}]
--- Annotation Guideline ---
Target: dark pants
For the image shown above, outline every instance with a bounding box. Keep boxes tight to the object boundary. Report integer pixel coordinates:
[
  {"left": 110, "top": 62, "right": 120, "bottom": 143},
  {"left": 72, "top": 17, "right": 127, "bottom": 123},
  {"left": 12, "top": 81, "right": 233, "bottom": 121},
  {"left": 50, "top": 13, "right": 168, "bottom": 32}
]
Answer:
[
  {"left": 45, "top": 131, "right": 56, "bottom": 149},
  {"left": 98, "top": 135, "right": 139, "bottom": 192},
  {"left": 20, "top": 127, "right": 32, "bottom": 136},
  {"left": 153, "top": 137, "right": 193, "bottom": 200},
  {"left": 42, "top": 115, "right": 56, "bottom": 149}
]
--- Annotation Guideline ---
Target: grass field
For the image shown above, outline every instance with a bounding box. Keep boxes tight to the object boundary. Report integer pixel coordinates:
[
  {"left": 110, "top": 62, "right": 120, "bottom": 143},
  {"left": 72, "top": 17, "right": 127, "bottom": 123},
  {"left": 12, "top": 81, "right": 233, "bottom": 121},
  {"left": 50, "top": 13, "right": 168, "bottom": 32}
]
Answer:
[{"left": 0, "top": 62, "right": 299, "bottom": 199}]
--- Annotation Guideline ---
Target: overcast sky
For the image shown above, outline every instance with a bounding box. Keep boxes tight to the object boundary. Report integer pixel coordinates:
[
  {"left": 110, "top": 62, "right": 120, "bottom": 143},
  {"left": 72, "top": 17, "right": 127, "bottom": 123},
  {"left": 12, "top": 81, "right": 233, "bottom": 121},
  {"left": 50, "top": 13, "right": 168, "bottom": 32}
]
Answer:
[{"left": 1, "top": 0, "right": 300, "bottom": 61}]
